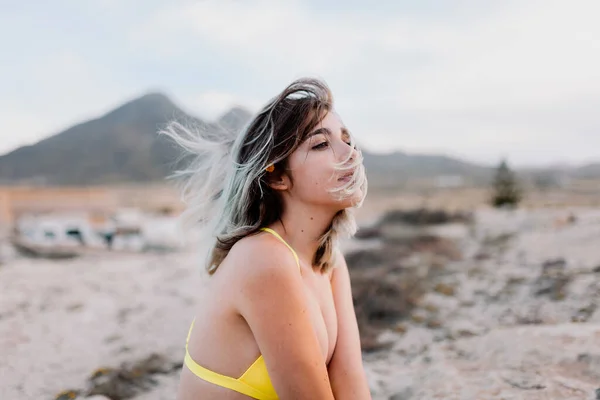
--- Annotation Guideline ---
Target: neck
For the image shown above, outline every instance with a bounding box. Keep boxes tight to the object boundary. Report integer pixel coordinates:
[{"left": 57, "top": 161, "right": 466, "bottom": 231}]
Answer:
[{"left": 270, "top": 202, "right": 340, "bottom": 266}]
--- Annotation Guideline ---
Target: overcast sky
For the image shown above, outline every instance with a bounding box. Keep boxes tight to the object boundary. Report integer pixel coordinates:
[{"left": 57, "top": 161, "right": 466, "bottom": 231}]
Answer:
[{"left": 1, "top": 0, "right": 598, "bottom": 166}]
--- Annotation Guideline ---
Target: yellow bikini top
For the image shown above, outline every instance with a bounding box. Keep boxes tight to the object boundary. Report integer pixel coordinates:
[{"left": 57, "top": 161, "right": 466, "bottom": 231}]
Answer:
[{"left": 184, "top": 227, "right": 300, "bottom": 400}]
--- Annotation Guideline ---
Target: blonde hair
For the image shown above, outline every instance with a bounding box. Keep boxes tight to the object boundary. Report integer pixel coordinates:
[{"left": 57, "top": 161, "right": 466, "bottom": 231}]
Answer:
[{"left": 160, "top": 78, "right": 367, "bottom": 274}]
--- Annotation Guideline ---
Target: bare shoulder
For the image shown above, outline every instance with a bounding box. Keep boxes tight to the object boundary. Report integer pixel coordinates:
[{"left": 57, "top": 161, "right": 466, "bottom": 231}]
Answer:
[
  {"left": 225, "top": 231, "right": 301, "bottom": 289},
  {"left": 226, "top": 232, "right": 335, "bottom": 397}
]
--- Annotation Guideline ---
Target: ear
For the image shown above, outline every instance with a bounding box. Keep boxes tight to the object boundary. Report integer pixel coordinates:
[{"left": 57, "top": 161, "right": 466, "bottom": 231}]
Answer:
[{"left": 267, "top": 170, "right": 291, "bottom": 191}]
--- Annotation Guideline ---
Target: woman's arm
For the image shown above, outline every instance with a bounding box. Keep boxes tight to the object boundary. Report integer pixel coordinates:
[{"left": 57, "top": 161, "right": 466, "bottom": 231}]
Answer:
[
  {"left": 328, "top": 248, "right": 372, "bottom": 399},
  {"left": 233, "top": 236, "right": 335, "bottom": 399}
]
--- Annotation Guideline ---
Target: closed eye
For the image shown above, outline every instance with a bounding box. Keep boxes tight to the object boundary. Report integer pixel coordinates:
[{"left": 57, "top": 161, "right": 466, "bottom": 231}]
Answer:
[{"left": 312, "top": 141, "right": 353, "bottom": 150}]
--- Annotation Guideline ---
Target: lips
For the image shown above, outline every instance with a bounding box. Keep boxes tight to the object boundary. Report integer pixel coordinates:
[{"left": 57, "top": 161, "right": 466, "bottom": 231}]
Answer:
[{"left": 338, "top": 171, "right": 354, "bottom": 181}]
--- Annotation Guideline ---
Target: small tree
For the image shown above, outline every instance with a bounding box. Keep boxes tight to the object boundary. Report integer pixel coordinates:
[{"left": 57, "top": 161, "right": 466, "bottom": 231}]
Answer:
[{"left": 491, "top": 159, "right": 522, "bottom": 208}]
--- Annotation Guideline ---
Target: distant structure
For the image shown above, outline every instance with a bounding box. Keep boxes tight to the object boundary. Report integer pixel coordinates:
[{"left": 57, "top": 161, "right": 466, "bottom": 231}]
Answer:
[
  {"left": 15, "top": 212, "right": 106, "bottom": 248},
  {"left": 0, "top": 184, "right": 184, "bottom": 227}
]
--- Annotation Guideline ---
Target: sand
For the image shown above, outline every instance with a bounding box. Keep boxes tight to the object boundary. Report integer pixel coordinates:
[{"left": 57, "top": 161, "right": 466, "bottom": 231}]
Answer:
[{"left": 1, "top": 207, "right": 599, "bottom": 399}]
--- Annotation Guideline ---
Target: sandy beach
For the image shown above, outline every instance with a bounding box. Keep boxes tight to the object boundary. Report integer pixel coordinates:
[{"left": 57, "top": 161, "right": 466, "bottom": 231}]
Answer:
[{"left": 1, "top": 206, "right": 599, "bottom": 399}]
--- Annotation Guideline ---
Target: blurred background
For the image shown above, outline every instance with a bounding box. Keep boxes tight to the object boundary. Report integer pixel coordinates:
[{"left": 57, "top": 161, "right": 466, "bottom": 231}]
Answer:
[{"left": 1, "top": 1, "right": 599, "bottom": 399}]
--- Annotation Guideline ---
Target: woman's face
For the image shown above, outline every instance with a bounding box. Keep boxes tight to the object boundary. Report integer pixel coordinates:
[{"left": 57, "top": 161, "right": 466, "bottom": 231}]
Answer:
[{"left": 282, "top": 110, "right": 366, "bottom": 210}]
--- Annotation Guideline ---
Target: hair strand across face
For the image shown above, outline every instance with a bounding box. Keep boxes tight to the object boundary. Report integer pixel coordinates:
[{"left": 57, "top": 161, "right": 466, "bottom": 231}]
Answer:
[{"left": 160, "top": 77, "right": 366, "bottom": 274}]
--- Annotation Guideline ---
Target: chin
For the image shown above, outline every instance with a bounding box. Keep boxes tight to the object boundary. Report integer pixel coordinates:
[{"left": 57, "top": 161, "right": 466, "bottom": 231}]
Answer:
[
  {"left": 337, "top": 188, "right": 365, "bottom": 210},
  {"left": 349, "top": 191, "right": 365, "bottom": 208}
]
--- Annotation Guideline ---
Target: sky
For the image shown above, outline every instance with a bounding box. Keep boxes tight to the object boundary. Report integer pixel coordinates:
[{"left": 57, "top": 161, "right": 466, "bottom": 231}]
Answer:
[{"left": 1, "top": 0, "right": 599, "bottom": 167}]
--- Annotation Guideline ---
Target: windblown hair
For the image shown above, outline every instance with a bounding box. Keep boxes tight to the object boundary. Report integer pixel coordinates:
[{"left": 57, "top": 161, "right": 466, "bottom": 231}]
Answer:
[{"left": 160, "top": 78, "right": 367, "bottom": 274}]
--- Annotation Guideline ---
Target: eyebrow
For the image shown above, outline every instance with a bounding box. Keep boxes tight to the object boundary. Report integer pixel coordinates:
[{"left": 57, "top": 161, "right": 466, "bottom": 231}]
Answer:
[{"left": 308, "top": 127, "right": 350, "bottom": 138}]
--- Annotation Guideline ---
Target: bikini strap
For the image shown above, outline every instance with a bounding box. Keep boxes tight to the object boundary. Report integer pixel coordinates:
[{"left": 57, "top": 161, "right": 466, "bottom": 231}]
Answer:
[
  {"left": 260, "top": 227, "right": 301, "bottom": 273},
  {"left": 184, "top": 318, "right": 277, "bottom": 399}
]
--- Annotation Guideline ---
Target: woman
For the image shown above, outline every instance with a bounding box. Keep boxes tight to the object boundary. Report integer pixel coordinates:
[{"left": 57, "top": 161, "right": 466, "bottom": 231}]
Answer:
[{"left": 163, "top": 78, "right": 371, "bottom": 399}]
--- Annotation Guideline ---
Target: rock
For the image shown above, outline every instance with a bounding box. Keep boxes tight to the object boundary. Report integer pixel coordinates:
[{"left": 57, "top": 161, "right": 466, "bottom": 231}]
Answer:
[
  {"left": 365, "top": 367, "right": 386, "bottom": 398},
  {"left": 54, "top": 390, "right": 80, "bottom": 400},
  {"left": 85, "top": 353, "right": 180, "bottom": 399},
  {"left": 345, "top": 249, "right": 386, "bottom": 268},
  {"left": 393, "top": 323, "right": 408, "bottom": 334},
  {"left": 392, "top": 327, "right": 434, "bottom": 356},
  {"left": 378, "top": 208, "right": 472, "bottom": 226},
  {"left": 348, "top": 228, "right": 461, "bottom": 347},
  {"left": 422, "top": 302, "right": 439, "bottom": 313},
  {"left": 576, "top": 353, "right": 600, "bottom": 380},
  {"left": 481, "top": 232, "right": 515, "bottom": 252},
  {"left": 420, "top": 291, "right": 460, "bottom": 312},
  {"left": 361, "top": 331, "right": 395, "bottom": 353},
  {"left": 410, "top": 310, "right": 427, "bottom": 324},
  {"left": 425, "top": 319, "right": 442, "bottom": 329},
  {"left": 542, "top": 258, "right": 567, "bottom": 273},
  {"left": 387, "top": 373, "right": 414, "bottom": 400},
  {"left": 446, "top": 319, "right": 486, "bottom": 338},
  {"left": 572, "top": 304, "right": 597, "bottom": 323},
  {"left": 377, "top": 330, "right": 403, "bottom": 347},
  {"left": 533, "top": 259, "right": 571, "bottom": 300},
  {"left": 433, "top": 282, "right": 455, "bottom": 296},
  {"left": 66, "top": 302, "right": 84, "bottom": 312},
  {"left": 595, "top": 388, "right": 600, "bottom": 400},
  {"left": 389, "top": 388, "right": 413, "bottom": 400},
  {"left": 355, "top": 226, "right": 381, "bottom": 240},
  {"left": 500, "top": 369, "right": 546, "bottom": 390}
]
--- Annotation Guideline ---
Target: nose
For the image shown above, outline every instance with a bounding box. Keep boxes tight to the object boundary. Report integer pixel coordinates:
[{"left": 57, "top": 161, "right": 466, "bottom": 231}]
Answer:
[
  {"left": 336, "top": 144, "right": 358, "bottom": 169},
  {"left": 345, "top": 143, "right": 358, "bottom": 162},
  {"left": 350, "top": 145, "right": 358, "bottom": 160}
]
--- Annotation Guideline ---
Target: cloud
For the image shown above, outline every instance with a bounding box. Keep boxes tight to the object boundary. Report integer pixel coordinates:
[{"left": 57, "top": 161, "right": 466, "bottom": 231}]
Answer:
[
  {"left": 0, "top": 48, "right": 140, "bottom": 153},
  {"left": 0, "top": 108, "right": 52, "bottom": 153},
  {"left": 125, "top": 0, "right": 600, "bottom": 165},
  {"left": 1, "top": 0, "right": 599, "bottom": 165},
  {"left": 398, "top": 0, "right": 600, "bottom": 110},
  {"left": 177, "top": 90, "right": 264, "bottom": 120},
  {"left": 128, "top": 0, "right": 446, "bottom": 78}
]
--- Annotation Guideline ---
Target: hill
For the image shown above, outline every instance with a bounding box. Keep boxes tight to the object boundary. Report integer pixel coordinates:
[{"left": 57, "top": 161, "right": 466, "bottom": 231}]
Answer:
[
  {"left": 0, "top": 93, "right": 214, "bottom": 185},
  {"left": 0, "top": 93, "right": 596, "bottom": 187}
]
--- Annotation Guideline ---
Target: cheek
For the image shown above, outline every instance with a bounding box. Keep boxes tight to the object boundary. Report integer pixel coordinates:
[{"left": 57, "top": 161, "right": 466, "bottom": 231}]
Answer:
[
  {"left": 309, "top": 166, "right": 334, "bottom": 187},
  {"left": 288, "top": 151, "right": 337, "bottom": 196},
  {"left": 295, "top": 165, "right": 334, "bottom": 194}
]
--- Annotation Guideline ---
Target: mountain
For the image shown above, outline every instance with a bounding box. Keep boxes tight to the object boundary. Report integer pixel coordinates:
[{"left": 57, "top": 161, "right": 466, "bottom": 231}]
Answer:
[
  {"left": 217, "top": 106, "right": 253, "bottom": 134},
  {"left": 0, "top": 93, "right": 597, "bottom": 187},
  {"left": 517, "top": 162, "right": 600, "bottom": 187},
  {"left": 573, "top": 163, "right": 600, "bottom": 179},
  {"left": 362, "top": 150, "right": 493, "bottom": 187},
  {"left": 0, "top": 93, "right": 221, "bottom": 185}
]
